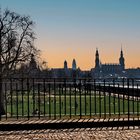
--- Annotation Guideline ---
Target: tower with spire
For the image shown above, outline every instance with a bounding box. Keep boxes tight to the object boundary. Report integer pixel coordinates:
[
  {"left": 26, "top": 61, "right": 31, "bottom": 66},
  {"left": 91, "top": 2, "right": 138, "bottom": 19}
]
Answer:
[
  {"left": 64, "top": 60, "right": 68, "bottom": 70},
  {"left": 95, "top": 48, "right": 100, "bottom": 69},
  {"left": 72, "top": 59, "right": 77, "bottom": 70},
  {"left": 119, "top": 48, "right": 125, "bottom": 70}
]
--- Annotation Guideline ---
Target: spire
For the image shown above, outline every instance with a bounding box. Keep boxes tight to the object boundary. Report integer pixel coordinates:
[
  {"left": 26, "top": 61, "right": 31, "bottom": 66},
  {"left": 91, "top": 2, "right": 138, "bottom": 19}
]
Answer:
[
  {"left": 119, "top": 46, "right": 125, "bottom": 70},
  {"left": 95, "top": 48, "right": 100, "bottom": 68},
  {"left": 96, "top": 48, "right": 99, "bottom": 55},
  {"left": 64, "top": 60, "right": 68, "bottom": 69},
  {"left": 120, "top": 45, "right": 123, "bottom": 57},
  {"left": 72, "top": 59, "right": 77, "bottom": 70}
]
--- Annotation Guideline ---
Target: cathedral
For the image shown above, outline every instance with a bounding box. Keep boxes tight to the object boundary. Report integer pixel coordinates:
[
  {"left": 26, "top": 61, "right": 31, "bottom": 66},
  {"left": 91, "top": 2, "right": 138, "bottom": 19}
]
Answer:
[{"left": 92, "top": 48, "right": 125, "bottom": 78}]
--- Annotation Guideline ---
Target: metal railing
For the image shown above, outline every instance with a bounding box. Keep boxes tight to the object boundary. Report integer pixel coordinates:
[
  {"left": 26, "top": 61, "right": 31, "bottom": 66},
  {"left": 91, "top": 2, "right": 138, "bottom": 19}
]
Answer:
[{"left": 1, "top": 78, "right": 140, "bottom": 120}]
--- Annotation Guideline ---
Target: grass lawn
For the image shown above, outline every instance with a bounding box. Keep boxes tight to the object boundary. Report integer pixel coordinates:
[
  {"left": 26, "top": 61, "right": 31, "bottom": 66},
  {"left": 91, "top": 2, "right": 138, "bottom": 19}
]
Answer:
[{"left": 5, "top": 91, "right": 140, "bottom": 119}]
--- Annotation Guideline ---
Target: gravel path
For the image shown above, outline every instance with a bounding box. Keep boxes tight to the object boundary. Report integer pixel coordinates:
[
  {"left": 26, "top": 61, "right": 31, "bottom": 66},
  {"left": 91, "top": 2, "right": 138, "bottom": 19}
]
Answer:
[{"left": 0, "top": 127, "right": 140, "bottom": 140}]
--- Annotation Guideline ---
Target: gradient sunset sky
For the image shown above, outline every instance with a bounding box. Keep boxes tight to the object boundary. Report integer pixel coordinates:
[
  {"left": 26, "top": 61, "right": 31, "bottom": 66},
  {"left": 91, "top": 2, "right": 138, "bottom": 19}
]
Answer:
[{"left": 1, "top": 0, "right": 140, "bottom": 70}]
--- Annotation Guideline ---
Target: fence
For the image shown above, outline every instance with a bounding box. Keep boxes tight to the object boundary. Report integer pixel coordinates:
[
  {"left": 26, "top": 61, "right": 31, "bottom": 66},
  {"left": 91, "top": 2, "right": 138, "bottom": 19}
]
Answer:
[{"left": 1, "top": 78, "right": 140, "bottom": 120}]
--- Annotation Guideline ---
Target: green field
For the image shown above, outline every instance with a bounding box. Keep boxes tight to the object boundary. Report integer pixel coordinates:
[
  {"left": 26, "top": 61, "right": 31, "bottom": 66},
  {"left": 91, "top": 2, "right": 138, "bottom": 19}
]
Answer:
[{"left": 5, "top": 92, "right": 140, "bottom": 118}]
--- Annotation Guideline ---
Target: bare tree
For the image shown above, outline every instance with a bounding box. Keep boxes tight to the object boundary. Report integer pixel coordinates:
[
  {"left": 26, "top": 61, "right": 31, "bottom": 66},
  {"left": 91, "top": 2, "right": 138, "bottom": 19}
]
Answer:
[{"left": 0, "top": 8, "right": 39, "bottom": 115}]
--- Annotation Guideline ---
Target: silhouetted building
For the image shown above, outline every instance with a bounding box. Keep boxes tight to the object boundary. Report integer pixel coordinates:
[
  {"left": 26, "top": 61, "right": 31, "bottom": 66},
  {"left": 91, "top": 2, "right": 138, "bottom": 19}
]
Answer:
[
  {"left": 64, "top": 60, "right": 68, "bottom": 70},
  {"left": 92, "top": 48, "right": 125, "bottom": 78},
  {"left": 72, "top": 59, "right": 77, "bottom": 70}
]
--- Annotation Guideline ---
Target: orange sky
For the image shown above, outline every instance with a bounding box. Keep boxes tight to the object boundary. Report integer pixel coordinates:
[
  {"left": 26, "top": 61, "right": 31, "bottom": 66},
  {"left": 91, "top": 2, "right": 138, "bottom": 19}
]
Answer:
[
  {"left": 38, "top": 39, "right": 140, "bottom": 70},
  {"left": 2, "top": 0, "right": 140, "bottom": 70}
]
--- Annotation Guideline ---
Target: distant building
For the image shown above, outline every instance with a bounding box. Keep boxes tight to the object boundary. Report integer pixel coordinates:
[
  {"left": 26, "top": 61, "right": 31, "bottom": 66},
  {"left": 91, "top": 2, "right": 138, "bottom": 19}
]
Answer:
[
  {"left": 92, "top": 48, "right": 125, "bottom": 78},
  {"left": 72, "top": 59, "right": 77, "bottom": 70},
  {"left": 125, "top": 68, "right": 140, "bottom": 78},
  {"left": 50, "top": 59, "right": 83, "bottom": 78},
  {"left": 64, "top": 60, "right": 68, "bottom": 70}
]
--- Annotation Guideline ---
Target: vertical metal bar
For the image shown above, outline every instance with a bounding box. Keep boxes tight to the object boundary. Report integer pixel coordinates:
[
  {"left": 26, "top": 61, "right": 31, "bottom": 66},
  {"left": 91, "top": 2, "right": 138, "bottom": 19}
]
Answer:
[
  {"left": 27, "top": 79, "right": 30, "bottom": 120},
  {"left": 84, "top": 79, "right": 86, "bottom": 116},
  {"left": 61, "top": 82, "right": 63, "bottom": 116},
  {"left": 21, "top": 78, "right": 24, "bottom": 117},
  {"left": 99, "top": 83, "right": 101, "bottom": 118},
  {"left": 74, "top": 80, "right": 76, "bottom": 116},
  {"left": 43, "top": 79, "right": 46, "bottom": 117},
  {"left": 103, "top": 79, "right": 106, "bottom": 119},
  {"left": 79, "top": 79, "right": 82, "bottom": 119},
  {"left": 70, "top": 83, "right": 72, "bottom": 119},
  {"left": 118, "top": 83, "right": 120, "bottom": 118},
  {"left": 94, "top": 79, "right": 96, "bottom": 115},
  {"left": 16, "top": 82, "right": 18, "bottom": 120},
  {"left": 32, "top": 78, "right": 35, "bottom": 117},
  {"left": 49, "top": 83, "right": 51, "bottom": 119},
  {"left": 38, "top": 83, "right": 40, "bottom": 119},
  {"left": 64, "top": 79, "right": 66, "bottom": 116},
  {"left": 132, "top": 79, "right": 134, "bottom": 119},
  {"left": 4, "top": 82, "right": 7, "bottom": 120},
  {"left": 123, "top": 78, "right": 125, "bottom": 115},
  {"left": 54, "top": 79, "right": 56, "bottom": 119},
  {"left": 59, "top": 83, "right": 61, "bottom": 119},
  {"left": 109, "top": 83, "right": 111, "bottom": 118},
  {"left": 89, "top": 81, "right": 92, "bottom": 118},
  {"left": 127, "top": 79, "right": 130, "bottom": 125},
  {"left": 113, "top": 79, "right": 115, "bottom": 116},
  {"left": 10, "top": 79, "right": 13, "bottom": 118},
  {"left": 137, "top": 84, "right": 139, "bottom": 120}
]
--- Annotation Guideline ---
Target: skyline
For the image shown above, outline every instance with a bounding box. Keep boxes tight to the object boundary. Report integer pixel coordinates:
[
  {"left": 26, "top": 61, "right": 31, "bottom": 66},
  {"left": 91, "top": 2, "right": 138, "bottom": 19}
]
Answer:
[{"left": 0, "top": 0, "right": 140, "bottom": 70}]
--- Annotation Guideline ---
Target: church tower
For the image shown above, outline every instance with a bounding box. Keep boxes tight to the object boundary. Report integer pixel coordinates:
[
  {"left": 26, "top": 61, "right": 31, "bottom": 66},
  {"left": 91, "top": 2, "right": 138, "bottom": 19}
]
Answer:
[
  {"left": 72, "top": 59, "right": 77, "bottom": 70},
  {"left": 95, "top": 48, "right": 100, "bottom": 68},
  {"left": 119, "top": 48, "right": 125, "bottom": 70},
  {"left": 64, "top": 60, "right": 68, "bottom": 69}
]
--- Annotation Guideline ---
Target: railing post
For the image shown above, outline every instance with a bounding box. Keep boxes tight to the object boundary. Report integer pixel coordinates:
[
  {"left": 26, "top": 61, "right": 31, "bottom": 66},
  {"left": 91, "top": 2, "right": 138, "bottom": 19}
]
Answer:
[
  {"left": 21, "top": 78, "right": 24, "bottom": 118},
  {"left": 49, "top": 83, "right": 51, "bottom": 119},
  {"left": 64, "top": 78, "right": 66, "bottom": 116},
  {"left": 127, "top": 78, "right": 130, "bottom": 127},
  {"left": 4, "top": 82, "right": 7, "bottom": 120},
  {"left": 16, "top": 82, "right": 18, "bottom": 120},
  {"left": 94, "top": 79, "right": 96, "bottom": 116},
  {"left": 99, "top": 83, "right": 101, "bottom": 118},
  {"left": 109, "top": 83, "right": 111, "bottom": 118},
  {"left": 113, "top": 79, "right": 115, "bottom": 116},
  {"left": 118, "top": 83, "right": 120, "bottom": 119},
  {"left": 59, "top": 83, "right": 62, "bottom": 119},
  {"left": 54, "top": 78, "right": 56, "bottom": 119},
  {"left": 27, "top": 78, "right": 30, "bottom": 120},
  {"left": 136, "top": 83, "right": 139, "bottom": 120},
  {"left": 122, "top": 78, "right": 125, "bottom": 116},
  {"left": 10, "top": 79, "right": 13, "bottom": 118},
  {"left": 103, "top": 79, "right": 106, "bottom": 119},
  {"left": 89, "top": 79, "right": 92, "bottom": 118},
  {"left": 32, "top": 78, "right": 35, "bottom": 117},
  {"left": 74, "top": 79, "right": 77, "bottom": 116},
  {"left": 43, "top": 79, "right": 46, "bottom": 117},
  {"left": 38, "top": 82, "right": 41, "bottom": 119},
  {"left": 84, "top": 79, "right": 87, "bottom": 116},
  {"left": 69, "top": 83, "right": 72, "bottom": 119},
  {"left": 79, "top": 79, "right": 82, "bottom": 119}
]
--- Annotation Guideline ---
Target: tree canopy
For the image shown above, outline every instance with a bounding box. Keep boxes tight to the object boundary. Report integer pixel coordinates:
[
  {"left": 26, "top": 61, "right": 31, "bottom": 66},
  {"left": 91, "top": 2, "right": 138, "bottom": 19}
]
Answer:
[{"left": 0, "top": 8, "right": 39, "bottom": 77}]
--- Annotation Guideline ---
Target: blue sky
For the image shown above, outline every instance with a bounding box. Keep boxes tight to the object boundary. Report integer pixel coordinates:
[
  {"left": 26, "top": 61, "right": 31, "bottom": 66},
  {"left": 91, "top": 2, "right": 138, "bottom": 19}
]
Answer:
[{"left": 0, "top": 0, "right": 140, "bottom": 69}]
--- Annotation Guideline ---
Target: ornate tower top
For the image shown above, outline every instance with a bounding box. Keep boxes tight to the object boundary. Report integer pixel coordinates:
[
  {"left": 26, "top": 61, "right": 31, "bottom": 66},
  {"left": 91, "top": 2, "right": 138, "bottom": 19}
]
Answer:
[
  {"left": 72, "top": 59, "right": 77, "bottom": 70},
  {"left": 119, "top": 47, "right": 125, "bottom": 70},
  {"left": 95, "top": 48, "right": 100, "bottom": 68},
  {"left": 64, "top": 60, "right": 68, "bottom": 69}
]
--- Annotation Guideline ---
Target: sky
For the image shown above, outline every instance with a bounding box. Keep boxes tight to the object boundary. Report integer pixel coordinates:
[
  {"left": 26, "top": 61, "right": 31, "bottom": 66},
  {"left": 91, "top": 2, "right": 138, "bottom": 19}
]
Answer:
[{"left": 0, "top": 0, "right": 140, "bottom": 70}]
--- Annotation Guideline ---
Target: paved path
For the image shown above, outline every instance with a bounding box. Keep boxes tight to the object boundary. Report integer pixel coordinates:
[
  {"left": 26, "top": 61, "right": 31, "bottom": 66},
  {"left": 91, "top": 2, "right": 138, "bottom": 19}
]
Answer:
[{"left": 0, "top": 127, "right": 140, "bottom": 139}]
